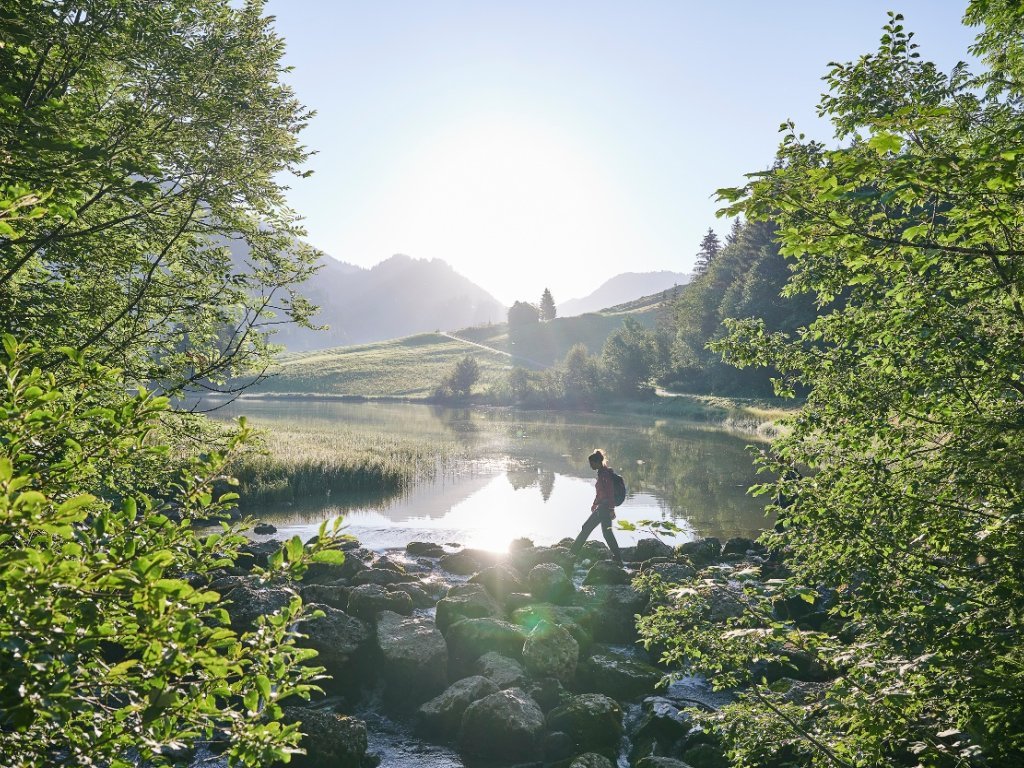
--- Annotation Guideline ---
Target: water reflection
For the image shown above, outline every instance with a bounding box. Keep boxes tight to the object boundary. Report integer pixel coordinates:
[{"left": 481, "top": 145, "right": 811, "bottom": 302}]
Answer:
[{"left": 211, "top": 400, "right": 772, "bottom": 551}]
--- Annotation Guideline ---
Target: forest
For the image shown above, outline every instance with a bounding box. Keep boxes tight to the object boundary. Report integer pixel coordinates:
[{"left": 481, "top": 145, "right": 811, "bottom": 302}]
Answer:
[{"left": 2, "top": 1, "right": 1023, "bottom": 766}]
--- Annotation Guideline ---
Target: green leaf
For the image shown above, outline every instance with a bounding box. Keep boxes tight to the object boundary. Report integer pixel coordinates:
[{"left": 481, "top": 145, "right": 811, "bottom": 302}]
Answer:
[{"left": 310, "top": 550, "right": 346, "bottom": 565}]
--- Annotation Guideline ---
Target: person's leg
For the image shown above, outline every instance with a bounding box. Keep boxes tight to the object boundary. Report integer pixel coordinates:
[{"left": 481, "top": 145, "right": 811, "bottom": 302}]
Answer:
[
  {"left": 570, "top": 510, "right": 602, "bottom": 557},
  {"left": 599, "top": 513, "right": 624, "bottom": 565}
]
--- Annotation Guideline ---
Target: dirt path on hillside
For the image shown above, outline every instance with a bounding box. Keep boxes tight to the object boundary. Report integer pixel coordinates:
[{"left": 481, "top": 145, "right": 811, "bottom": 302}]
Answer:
[{"left": 440, "top": 332, "right": 548, "bottom": 370}]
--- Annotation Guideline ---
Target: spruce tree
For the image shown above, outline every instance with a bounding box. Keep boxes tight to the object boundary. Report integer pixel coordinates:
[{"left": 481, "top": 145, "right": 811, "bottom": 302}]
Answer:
[
  {"left": 693, "top": 228, "right": 721, "bottom": 275},
  {"left": 539, "top": 288, "right": 557, "bottom": 321}
]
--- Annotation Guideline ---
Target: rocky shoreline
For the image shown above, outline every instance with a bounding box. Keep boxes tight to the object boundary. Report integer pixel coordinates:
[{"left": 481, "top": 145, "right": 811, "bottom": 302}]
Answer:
[{"left": 207, "top": 533, "right": 777, "bottom": 768}]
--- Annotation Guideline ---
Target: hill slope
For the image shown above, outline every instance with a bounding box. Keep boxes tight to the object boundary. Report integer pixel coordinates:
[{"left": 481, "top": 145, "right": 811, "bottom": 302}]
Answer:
[{"left": 559, "top": 271, "right": 689, "bottom": 317}]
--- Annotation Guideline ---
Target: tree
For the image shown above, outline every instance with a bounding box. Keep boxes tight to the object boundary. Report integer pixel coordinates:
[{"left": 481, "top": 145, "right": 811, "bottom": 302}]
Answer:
[
  {"left": 0, "top": 337, "right": 347, "bottom": 766},
  {"left": 0, "top": 0, "right": 318, "bottom": 397},
  {"left": 601, "top": 316, "right": 658, "bottom": 395},
  {"left": 693, "top": 227, "right": 721, "bottom": 275},
  {"left": 539, "top": 288, "right": 557, "bottom": 321},
  {"left": 436, "top": 354, "right": 480, "bottom": 400},
  {"left": 507, "top": 300, "right": 540, "bottom": 328},
  {"left": 643, "top": 8, "right": 1024, "bottom": 766},
  {"left": 561, "top": 343, "right": 602, "bottom": 407}
]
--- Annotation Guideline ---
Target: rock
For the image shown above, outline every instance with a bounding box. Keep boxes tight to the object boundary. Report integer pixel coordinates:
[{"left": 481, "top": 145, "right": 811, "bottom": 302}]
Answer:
[
  {"left": 417, "top": 676, "right": 499, "bottom": 738},
  {"left": 439, "top": 548, "right": 501, "bottom": 576},
  {"left": 578, "top": 540, "right": 614, "bottom": 561},
  {"left": 682, "top": 743, "right": 728, "bottom": 768},
  {"left": 469, "top": 564, "right": 524, "bottom": 604},
  {"left": 575, "top": 585, "right": 648, "bottom": 643},
  {"left": 721, "top": 536, "right": 760, "bottom": 557},
  {"left": 300, "top": 583, "right": 351, "bottom": 611},
  {"left": 376, "top": 610, "right": 448, "bottom": 704},
  {"left": 675, "top": 538, "right": 721, "bottom": 568},
  {"left": 507, "top": 545, "right": 574, "bottom": 576},
  {"left": 583, "top": 559, "right": 631, "bottom": 586},
  {"left": 706, "top": 584, "right": 744, "bottom": 622},
  {"left": 347, "top": 583, "right": 413, "bottom": 621},
  {"left": 546, "top": 693, "right": 623, "bottom": 753},
  {"left": 435, "top": 583, "right": 500, "bottom": 634},
  {"left": 629, "top": 697, "right": 695, "bottom": 765},
  {"left": 446, "top": 618, "right": 527, "bottom": 677},
  {"left": 253, "top": 522, "right": 277, "bottom": 535},
  {"left": 525, "top": 676, "right": 566, "bottom": 714},
  {"left": 474, "top": 651, "right": 526, "bottom": 689},
  {"left": 237, "top": 539, "right": 282, "bottom": 571},
  {"left": 639, "top": 561, "right": 697, "bottom": 585},
  {"left": 406, "top": 541, "right": 446, "bottom": 558},
  {"left": 510, "top": 602, "right": 594, "bottom": 652},
  {"left": 294, "top": 605, "right": 372, "bottom": 689},
  {"left": 637, "top": 758, "right": 696, "bottom": 768},
  {"left": 634, "top": 537, "right": 674, "bottom": 562},
  {"left": 571, "top": 753, "right": 616, "bottom": 768},
  {"left": 281, "top": 707, "right": 369, "bottom": 768},
  {"left": 388, "top": 582, "right": 435, "bottom": 609},
  {"left": 458, "top": 688, "right": 545, "bottom": 763},
  {"left": 351, "top": 567, "right": 416, "bottom": 587},
  {"left": 544, "top": 731, "right": 576, "bottom": 762},
  {"left": 577, "top": 646, "right": 662, "bottom": 699},
  {"left": 224, "top": 583, "right": 293, "bottom": 633},
  {"left": 302, "top": 550, "right": 367, "bottom": 584},
  {"left": 523, "top": 620, "right": 578, "bottom": 684},
  {"left": 527, "top": 562, "right": 575, "bottom": 604},
  {"left": 509, "top": 537, "right": 534, "bottom": 552}
]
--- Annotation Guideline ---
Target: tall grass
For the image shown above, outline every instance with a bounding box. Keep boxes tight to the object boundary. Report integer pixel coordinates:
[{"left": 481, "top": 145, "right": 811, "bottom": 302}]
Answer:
[{"left": 229, "top": 421, "right": 463, "bottom": 509}]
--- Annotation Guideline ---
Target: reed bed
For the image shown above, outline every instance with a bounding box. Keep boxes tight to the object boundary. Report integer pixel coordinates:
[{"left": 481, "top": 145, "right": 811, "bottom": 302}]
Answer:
[{"left": 229, "top": 421, "right": 464, "bottom": 508}]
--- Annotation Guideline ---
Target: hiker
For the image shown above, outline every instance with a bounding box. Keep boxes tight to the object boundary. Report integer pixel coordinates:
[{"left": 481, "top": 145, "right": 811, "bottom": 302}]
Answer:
[{"left": 569, "top": 449, "right": 624, "bottom": 566}]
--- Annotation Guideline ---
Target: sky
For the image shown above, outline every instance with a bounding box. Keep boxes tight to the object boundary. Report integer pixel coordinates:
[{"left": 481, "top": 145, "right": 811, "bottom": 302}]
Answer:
[{"left": 265, "top": 1, "right": 978, "bottom": 306}]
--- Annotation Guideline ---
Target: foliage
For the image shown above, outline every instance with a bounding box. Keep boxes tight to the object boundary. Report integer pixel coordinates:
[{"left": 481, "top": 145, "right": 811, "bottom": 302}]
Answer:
[
  {"left": 435, "top": 353, "right": 481, "bottom": 400},
  {"left": 601, "top": 316, "right": 659, "bottom": 394},
  {"left": 694, "top": 227, "right": 722, "bottom": 275},
  {"left": 0, "top": 0, "right": 318, "bottom": 396},
  {"left": 540, "top": 288, "right": 557, "bottom": 321},
  {"left": 0, "top": 336, "right": 348, "bottom": 766},
  {"left": 643, "top": 7, "right": 1024, "bottom": 767},
  {"left": 667, "top": 219, "right": 817, "bottom": 396}
]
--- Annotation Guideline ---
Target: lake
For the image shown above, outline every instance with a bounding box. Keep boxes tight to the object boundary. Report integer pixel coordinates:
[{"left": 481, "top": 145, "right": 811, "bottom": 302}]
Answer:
[{"left": 211, "top": 399, "right": 773, "bottom": 552}]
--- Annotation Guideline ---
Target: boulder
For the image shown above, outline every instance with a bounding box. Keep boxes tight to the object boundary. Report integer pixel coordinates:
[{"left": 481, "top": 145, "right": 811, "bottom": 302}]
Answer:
[
  {"left": 705, "top": 584, "right": 744, "bottom": 622},
  {"left": 637, "top": 758, "right": 696, "bottom": 768},
  {"left": 721, "top": 536, "right": 760, "bottom": 557},
  {"left": 507, "top": 545, "right": 574, "bottom": 576},
  {"left": 446, "top": 618, "right": 527, "bottom": 677},
  {"left": 546, "top": 693, "right": 623, "bottom": 753},
  {"left": 388, "top": 582, "right": 435, "bottom": 609},
  {"left": 674, "top": 538, "right": 721, "bottom": 568},
  {"left": 633, "top": 537, "right": 674, "bottom": 562},
  {"left": 681, "top": 743, "right": 728, "bottom": 768},
  {"left": 525, "top": 676, "right": 566, "bottom": 714},
  {"left": 576, "top": 646, "right": 662, "bottom": 699},
  {"left": 474, "top": 651, "right": 526, "bottom": 689},
  {"left": 574, "top": 585, "right": 648, "bottom": 643},
  {"left": 527, "top": 562, "right": 575, "bottom": 604},
  {"left": 510, "top": 603, "right": 593, "bottom": 652},
  {"left": 458, "top": 688, "right": 545, "bottom": 763},
  {"left": 281, "top": 707, "right": 369, "bottom": 768},
  {"left": 351, "top": 567, "right": 416, "bottom": 587},
  {"left": 469, "top": 564, "right": 524, "bottom": 604},
  {"left": 583, "top": 559, "right": 631, "bottom": 586},
  {"left": 302, "top": 549, "right": 367, "bottom": 584},
  {"left": 347, "top": 583, "right": 413, "bottom": 621},
  {"left": 439, "top": 548, "right": 501, "bottom": 576},
  {"left": 435, "top": 583, "right": 500, "bottom": 634},
  {"left": 522, "top": 620, "right": 578, "bottom": 684},
  {"left": 224, "top": 583, "right": 293, "bottom": 633},
  {"left": 544, "top": 731, "right": 576, "bottom": 763},
  {"left": 406, "top": 541, "right": 446, "bottom": 558},
  {"left": 571, "top": 753, "right": 616, "bottom": 768},
  {"left": 629, "top": 697, "right": 695, "bottom": 765},
  {"left": 509, "top": 537, "right": 535, "bottom": 552},
  {"left": 417, "top": 675, "right": 499, "bottom": 739},
  {"left": 639, "top": 561, "right": 697, "bottom": 586},
  {"left": 376, "top": 611, "right": 448, "bottom": 704},
  {"left": 253, "top": 522, "right": 277, "bottom": 535},
  {"left": 294, "top": 605, "right": 372, "bottom": 689},
  {"left": 300, "top": 583, "right": 351, "bottom": 611},
  {"left": 237, "top": 540, "right": 282, "bottom": 571}
]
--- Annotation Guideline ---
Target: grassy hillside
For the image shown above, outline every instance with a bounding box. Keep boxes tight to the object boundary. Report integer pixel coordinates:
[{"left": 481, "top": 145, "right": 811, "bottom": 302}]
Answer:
[
  {"left": 253, "top": 300, "right": 666, "bottom": 398},
  {"left": 256, "top": 333, "right": 513, "bottom": 398}
]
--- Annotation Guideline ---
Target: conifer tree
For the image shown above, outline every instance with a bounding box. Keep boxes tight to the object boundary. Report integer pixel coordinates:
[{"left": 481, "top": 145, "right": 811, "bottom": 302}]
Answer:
[
  {"left": 693, "top": 228, "right": 721, "bottom": 275},
  {"left": 539, "top": 288, "right": 557, "bottom": 321}
]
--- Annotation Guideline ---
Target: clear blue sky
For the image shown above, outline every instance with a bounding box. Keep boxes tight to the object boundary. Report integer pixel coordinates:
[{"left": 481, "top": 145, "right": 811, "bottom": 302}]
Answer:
[{"left": 266, "top": 1, "right": 977, "bottom": 305}]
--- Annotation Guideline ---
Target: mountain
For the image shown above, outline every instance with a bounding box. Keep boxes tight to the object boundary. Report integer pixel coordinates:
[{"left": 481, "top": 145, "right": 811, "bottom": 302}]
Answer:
[
  {"left": 559, "top": 271, "right": 690, "bottom": 317},
  {"left": 273, "top": 253, "right": 507, "bottom": 351}
]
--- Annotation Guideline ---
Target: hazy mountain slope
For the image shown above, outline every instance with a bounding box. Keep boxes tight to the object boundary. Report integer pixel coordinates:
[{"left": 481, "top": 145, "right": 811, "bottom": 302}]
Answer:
[
  {"left": 272, "top": 253, "right": 506, "bottom": 351},
  {"left": 559, "top": 271, "right": 689, "bottom": 317}
]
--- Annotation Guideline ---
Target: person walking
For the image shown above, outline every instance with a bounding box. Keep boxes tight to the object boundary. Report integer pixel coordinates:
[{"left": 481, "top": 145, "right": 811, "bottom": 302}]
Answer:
[{"left": 569, "top": 449, "right": 624, "bottom": 566}]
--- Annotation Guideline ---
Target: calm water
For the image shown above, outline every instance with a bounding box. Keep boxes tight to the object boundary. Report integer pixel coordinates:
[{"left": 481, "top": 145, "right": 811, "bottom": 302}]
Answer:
[{"left": 212, "top": 400, "right": 772, "bottom": 552}]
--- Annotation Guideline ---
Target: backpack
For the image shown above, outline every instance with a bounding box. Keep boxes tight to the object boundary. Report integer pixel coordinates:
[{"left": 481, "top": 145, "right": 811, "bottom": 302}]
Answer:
[{"left": 610, "top": 469, "right": 627, "bottom": 507}]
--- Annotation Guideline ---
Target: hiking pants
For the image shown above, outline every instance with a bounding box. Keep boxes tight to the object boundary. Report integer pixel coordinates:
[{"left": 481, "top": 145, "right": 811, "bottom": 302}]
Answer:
[{"left": 570, "top": 505, "right": 622, "bottom": 561}]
